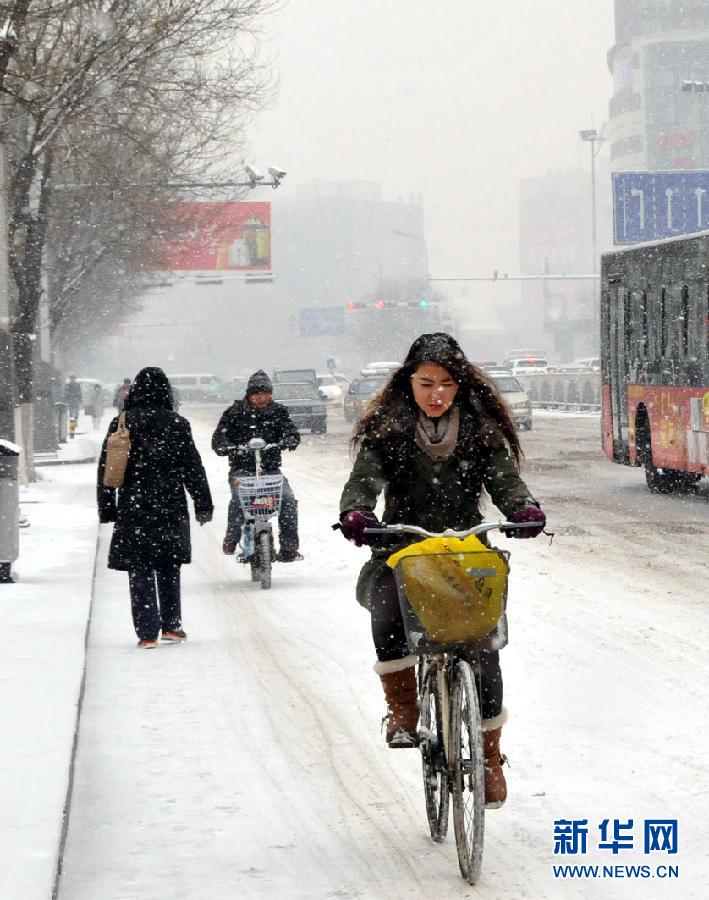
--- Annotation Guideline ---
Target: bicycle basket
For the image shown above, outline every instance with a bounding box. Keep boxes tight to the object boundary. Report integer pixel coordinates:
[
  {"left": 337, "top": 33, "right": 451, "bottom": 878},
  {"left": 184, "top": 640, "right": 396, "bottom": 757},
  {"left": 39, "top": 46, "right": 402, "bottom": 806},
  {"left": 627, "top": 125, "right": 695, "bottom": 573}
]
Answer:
[
  {"left": 235, "top": 473, "right": 284, "bottom": 518},
  {"left": 387, "top": 535, "right": 509, "bottom": 653}
]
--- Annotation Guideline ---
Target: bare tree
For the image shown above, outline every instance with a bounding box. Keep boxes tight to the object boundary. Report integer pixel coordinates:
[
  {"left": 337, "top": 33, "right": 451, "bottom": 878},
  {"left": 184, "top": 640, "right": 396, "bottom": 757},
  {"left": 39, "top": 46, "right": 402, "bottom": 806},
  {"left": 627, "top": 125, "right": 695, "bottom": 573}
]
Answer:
[{"left": 0, "top": 0, "right": 275, "bottom": 475}]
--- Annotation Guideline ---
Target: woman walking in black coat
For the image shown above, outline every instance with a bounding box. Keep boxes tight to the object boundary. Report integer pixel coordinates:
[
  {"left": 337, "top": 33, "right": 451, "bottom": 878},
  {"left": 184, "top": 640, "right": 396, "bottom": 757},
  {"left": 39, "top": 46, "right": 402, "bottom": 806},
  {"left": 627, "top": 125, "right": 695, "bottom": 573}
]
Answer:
[{"left": 97, "top": 367, "right": 213, "bottom": 648}]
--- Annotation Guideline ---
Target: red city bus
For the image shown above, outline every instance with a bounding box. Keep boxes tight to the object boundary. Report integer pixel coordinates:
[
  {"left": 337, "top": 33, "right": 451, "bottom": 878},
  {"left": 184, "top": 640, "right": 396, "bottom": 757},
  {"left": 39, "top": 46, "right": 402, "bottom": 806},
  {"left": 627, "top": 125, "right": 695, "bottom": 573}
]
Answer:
[{"left": 601, "top": 232, "right": 709, "bottom": 493}]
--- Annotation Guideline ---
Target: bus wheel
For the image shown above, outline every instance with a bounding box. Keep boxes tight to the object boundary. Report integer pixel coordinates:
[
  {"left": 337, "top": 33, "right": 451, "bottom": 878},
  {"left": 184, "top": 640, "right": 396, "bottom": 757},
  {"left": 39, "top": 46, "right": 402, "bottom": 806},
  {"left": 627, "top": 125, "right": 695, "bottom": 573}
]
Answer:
[{"left": 643, "top": 442, "right": 699, "bottom": 494}]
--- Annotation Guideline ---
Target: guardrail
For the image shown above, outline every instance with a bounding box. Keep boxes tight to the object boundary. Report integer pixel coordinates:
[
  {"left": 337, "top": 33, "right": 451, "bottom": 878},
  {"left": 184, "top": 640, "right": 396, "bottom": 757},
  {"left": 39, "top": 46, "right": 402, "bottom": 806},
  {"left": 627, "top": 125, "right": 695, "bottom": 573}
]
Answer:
[{"left": 516, "top": 372, "right": 601, "bottom": 411}]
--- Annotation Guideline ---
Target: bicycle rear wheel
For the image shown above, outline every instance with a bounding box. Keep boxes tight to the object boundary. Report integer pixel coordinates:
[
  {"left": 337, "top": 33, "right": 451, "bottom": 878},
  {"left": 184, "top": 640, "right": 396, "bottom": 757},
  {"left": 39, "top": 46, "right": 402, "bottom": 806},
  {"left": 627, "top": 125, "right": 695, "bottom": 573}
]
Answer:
[
  {"left": 258, "top": 530, "right": 272, "bottom": 590},
  {"left": 419, "top": 662, "right": 449, "bottom": 842},
  {"left": 449, "top": 660, "right": 484, "bottom": 884}
]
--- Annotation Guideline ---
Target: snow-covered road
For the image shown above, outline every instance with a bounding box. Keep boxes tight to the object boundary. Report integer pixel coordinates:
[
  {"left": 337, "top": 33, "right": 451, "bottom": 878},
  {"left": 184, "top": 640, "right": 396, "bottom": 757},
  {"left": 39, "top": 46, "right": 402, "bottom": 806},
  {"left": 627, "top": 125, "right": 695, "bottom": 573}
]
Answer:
[{"left": 57, "top": 409, "right": 708, "bottom": 899}]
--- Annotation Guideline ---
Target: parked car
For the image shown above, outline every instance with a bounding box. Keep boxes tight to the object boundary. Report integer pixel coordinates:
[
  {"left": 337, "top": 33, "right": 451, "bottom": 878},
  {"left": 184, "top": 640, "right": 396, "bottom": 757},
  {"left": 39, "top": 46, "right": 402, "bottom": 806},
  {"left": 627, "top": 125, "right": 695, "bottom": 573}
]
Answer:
[
  {"left": 272, "top": 381, "right": 327, "bottom": 433},
  {"left": 166, "top": 373, "right": 224, "bottom": 402},
  {"left": 273, "top": 367, "right": 318, "bottom": 386},
  {"left": 316, "top": 373, "right": 344, "bottom": 404},
  {"left": 482, "top": 363, "right": 512, "bottom": 376},
  {"left": 573, "top": 357, "right": 600, "bottom": 372},
  {"left": 219, "top": 375, "right": 249, "bottom": 402},
  {"left": 344, "top": 375, "right": 389, "bottom": 423},
  {"left": 506, "top": 356, "right": 548, "bottom": 376},
  {"left": 492, "top": 374, "right": 533, "bottom": 430},
  {"left": 360, "top": 360, "right": 400, "bottom": 377}
]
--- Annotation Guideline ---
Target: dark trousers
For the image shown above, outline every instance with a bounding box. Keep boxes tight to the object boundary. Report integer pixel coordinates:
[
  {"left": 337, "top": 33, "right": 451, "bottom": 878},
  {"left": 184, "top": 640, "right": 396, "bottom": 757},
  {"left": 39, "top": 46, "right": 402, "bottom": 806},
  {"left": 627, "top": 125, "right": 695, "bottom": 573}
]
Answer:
[
  {"left": 226, "top": 470, "right": 299, "bottom": 551},
  {"left": 128, "top": 565, "right": 182, "bottom": 641},
  {"left": 369, "top": 566, "right": 503, "bottom": 721}
]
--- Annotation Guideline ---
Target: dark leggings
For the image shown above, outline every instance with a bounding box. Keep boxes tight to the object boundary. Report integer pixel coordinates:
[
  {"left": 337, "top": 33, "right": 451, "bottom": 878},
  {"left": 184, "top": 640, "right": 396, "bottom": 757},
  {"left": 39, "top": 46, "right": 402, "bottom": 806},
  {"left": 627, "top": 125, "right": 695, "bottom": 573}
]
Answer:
[
  {"left": 369, "top": 566, "right": 503, "bottom": 721},
  {"left": 128, "top": 565, "right": 182, "bottom": 641}
]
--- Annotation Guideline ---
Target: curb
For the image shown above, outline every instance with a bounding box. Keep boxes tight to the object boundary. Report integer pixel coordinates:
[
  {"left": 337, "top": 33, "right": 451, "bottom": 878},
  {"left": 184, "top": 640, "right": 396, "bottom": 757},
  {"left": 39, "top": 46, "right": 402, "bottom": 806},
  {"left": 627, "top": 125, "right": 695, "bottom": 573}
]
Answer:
[
  {"left": 35, "top": 455, "right": 96, "bottom": 467},
  {"left": 51, "top": 529, "right": 99, "bottom": 899}
]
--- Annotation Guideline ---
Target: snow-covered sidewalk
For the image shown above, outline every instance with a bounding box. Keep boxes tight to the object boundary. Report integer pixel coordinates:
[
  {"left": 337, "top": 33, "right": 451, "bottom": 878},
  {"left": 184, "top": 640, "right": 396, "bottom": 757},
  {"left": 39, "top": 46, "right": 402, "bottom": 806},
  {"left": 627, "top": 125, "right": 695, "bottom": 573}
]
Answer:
[{"left": 0, "top": 459, "right": 98, "bottom": 900}]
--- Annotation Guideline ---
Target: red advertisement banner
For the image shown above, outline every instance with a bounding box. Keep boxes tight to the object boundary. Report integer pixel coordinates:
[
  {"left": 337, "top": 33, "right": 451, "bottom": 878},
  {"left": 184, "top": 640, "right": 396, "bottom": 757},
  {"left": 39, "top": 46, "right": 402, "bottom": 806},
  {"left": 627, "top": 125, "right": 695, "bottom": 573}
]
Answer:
[{"left": 159, "top": 201, "right": 271, "bottom": 271}]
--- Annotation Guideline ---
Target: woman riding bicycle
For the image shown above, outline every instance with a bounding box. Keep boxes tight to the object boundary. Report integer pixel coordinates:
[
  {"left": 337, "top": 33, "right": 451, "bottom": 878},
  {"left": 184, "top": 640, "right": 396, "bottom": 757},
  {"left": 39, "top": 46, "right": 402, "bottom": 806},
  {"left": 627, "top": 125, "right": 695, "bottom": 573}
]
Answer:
[{"left": 339, "top": 333, "right": 546, "bottom": 807}]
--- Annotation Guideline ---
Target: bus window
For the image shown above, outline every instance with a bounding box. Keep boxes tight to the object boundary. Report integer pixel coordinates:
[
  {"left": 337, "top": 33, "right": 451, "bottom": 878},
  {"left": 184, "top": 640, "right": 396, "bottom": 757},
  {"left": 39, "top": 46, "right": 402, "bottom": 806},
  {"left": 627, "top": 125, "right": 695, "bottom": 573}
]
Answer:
[
  {"left": 624, "top": 289, "right": 632, "bottom": 359},
  {"left": 680, "top": 285, "right": 689, "bottom": 358}
]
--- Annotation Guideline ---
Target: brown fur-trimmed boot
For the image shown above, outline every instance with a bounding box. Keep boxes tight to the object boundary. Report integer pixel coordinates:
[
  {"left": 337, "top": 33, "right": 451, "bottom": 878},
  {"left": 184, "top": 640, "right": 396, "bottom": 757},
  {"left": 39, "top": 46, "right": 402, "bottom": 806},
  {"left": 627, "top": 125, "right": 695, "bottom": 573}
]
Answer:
[
  {"left": 374, "top": 655, "right": 420, "bottom": 748},
  {"left": 482, "top": 710, "right": 509, "bottom": 809}
]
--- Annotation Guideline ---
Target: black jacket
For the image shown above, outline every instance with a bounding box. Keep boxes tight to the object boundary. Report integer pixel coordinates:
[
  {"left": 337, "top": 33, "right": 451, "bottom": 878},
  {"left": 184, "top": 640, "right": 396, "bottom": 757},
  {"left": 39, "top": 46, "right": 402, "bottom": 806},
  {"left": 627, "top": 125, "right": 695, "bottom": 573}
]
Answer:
[
  {"left": 340, "top": 404, "right": 538, "bottom": 556},
  {"left": 211, "top": 399, "right": 300, "bottom": 473},
  {"left": 97, "top": 405, "right": 213, "bottom": 571}
]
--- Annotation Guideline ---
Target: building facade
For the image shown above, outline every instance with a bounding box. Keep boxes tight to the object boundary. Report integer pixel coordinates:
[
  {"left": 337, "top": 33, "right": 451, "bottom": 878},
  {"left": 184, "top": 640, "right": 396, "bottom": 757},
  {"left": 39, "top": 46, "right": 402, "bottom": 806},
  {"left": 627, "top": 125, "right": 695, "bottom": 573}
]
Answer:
[{"left": 608, "top": 0, "right": 709, "bottom": 171}]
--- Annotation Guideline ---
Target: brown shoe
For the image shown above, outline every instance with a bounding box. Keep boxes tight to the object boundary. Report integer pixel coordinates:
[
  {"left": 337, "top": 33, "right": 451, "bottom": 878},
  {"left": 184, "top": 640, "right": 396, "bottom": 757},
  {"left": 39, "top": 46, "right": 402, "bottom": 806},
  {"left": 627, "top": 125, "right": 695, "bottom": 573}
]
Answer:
[
  {"left": 222, "top": 538, "right": 237, "bottom": 555},
  {"left": 376, "top": 657, "right": 420, "bottom": 748},
  {"left": 161, "top": 630, "right": 187, "bottom": 643},
  {"left": 483, "top": 724, "right": 508, "bottom": 808},
  {"left": 136, "top": 639, "right": 158, "bottom": 649}
]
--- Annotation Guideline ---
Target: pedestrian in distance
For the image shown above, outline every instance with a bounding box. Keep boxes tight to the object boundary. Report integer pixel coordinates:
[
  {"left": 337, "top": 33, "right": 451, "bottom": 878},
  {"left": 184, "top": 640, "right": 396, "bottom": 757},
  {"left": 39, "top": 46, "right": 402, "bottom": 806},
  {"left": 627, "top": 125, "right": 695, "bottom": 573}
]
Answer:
[
  {"left": 89, "top": 383, "right": 105, "bottom": 431},
  {"left": 97, "top": 367, "right": 213, "bottom": 649},
  {"left": 338, "top": 332, "right": 546, "bottom": 807},
  {"left": 113, "top": 378, "right": 131, "bottom": 412},
  {"left": 64, "top": 374, "right": 82, "bottom": 423},
  {"left": 212, "top": 369, "right": 303, "bottom": 562}
]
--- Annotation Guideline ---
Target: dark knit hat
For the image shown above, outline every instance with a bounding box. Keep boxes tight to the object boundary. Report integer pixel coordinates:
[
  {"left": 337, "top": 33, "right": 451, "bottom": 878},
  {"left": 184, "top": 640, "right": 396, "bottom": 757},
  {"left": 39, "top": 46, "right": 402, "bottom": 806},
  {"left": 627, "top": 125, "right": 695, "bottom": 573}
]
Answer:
[{"left": 246, "top": 369, "right": 273, "bottom": 396}]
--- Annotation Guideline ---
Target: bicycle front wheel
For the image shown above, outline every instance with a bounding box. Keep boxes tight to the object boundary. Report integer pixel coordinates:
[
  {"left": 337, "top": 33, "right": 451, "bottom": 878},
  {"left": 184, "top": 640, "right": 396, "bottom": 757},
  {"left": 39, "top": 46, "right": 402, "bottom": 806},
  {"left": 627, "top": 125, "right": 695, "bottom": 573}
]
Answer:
[
  {"left": 258, "top": 530, "right": 272, "bottom": 590},
  {"left": 449, "top": 660, "right": 485, "bottom": 884},
  {"left": 419, "top": 662, "right": 449, "bottom": 842}
]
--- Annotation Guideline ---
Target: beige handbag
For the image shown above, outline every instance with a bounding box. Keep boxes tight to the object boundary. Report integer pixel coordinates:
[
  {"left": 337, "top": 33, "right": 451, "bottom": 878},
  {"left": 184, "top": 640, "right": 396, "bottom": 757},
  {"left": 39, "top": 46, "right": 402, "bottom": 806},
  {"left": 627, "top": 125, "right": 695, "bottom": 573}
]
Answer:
[{"left": 103, "top": 412, "right": 131, "bottom": 487}]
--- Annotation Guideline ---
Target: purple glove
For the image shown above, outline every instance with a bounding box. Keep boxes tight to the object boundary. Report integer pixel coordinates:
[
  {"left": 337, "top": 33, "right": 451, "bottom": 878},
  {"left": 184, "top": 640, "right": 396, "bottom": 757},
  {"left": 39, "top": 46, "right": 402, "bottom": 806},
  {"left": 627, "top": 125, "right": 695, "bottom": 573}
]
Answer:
[
  {"left": 340, "top": 510, "right": 380, "bottom": 547},
  {"left": 504, "top": 505, "right": 546, "bottom": 538}
]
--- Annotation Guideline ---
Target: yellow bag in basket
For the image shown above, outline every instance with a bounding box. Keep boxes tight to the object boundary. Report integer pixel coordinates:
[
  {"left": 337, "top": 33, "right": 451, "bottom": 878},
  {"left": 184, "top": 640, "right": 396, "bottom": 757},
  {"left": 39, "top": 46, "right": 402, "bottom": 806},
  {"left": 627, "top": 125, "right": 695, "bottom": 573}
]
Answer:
[{"left": 387, "top": 535, "right": 509, "bottom": 644}]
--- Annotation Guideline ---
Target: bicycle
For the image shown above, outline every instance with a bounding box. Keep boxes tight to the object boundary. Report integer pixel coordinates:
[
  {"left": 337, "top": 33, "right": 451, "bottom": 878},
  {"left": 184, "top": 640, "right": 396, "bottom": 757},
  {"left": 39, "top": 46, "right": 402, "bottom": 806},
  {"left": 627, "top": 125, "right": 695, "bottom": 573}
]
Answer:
[
  {"left": 228, "top": 438, "right": 283, "bottom": 590},
  {"left": 364, "top": 519, "right": 536, "bottom": 885}
]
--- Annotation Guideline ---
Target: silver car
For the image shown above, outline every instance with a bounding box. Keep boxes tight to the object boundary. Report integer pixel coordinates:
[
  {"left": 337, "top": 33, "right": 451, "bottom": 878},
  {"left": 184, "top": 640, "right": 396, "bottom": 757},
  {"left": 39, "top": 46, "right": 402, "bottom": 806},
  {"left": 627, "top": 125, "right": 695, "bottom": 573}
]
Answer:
[{"left": 492, "top": 375, "right": 533, "bottom": 431}]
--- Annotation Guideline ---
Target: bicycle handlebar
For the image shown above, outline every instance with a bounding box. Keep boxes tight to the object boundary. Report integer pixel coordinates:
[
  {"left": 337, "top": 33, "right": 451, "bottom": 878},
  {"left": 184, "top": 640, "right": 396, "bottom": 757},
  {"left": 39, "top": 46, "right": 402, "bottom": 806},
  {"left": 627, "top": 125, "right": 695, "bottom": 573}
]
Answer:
[
  {"left": 224, "top": 442, "right": 280, "bottom": 452},
  {"left": 363, "top": 520, "right": 540, "bottom": 539}
]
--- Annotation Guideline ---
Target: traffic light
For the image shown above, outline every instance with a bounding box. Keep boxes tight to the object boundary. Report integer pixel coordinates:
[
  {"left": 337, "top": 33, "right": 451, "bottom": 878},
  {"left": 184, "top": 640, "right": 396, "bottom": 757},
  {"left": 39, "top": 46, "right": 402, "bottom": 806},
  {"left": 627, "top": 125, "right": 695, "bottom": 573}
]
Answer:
[{"left": 418, "top": 299, "right": 429, "bottom": 308}]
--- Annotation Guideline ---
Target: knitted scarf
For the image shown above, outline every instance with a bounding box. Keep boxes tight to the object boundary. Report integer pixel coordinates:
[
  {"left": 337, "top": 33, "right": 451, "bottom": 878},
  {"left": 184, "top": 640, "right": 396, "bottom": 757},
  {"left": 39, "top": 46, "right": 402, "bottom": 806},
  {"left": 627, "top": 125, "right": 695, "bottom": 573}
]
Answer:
[{"left": 414, "top": 405, "right": 460, "bottom": 468}]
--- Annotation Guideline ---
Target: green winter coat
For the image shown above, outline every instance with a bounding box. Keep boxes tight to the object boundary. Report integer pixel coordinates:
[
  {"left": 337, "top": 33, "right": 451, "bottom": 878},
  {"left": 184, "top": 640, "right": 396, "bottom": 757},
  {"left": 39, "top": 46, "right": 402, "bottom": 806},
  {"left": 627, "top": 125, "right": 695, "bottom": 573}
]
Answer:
[{"left": 339, "top": 403, "right": 539, "bottom": 606}]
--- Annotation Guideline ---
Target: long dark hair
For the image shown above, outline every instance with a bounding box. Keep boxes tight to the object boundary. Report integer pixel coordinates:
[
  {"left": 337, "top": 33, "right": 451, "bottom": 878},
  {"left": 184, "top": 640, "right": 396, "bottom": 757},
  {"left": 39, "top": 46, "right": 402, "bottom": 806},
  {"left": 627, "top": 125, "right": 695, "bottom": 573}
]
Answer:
[{"left": 353, "top": 333, "right": 522, "bottom": 464}]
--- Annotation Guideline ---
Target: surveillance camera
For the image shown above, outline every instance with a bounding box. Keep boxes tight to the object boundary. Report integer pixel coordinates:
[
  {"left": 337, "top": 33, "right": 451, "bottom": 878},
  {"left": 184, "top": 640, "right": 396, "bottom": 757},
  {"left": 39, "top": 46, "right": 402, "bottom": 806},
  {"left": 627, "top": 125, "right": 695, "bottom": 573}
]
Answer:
[
  {"left": 268, "top": 166, "right": 287, "bottom": 180},
  {"left": 245, "top": 163, "right": 264, "bottom": 182}
]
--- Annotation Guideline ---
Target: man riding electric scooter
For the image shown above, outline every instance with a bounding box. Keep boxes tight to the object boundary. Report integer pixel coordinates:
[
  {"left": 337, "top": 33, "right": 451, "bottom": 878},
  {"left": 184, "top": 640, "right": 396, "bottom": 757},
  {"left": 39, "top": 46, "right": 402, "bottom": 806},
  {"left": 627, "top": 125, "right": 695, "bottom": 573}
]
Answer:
[{"left": 212, "top": 370, "right": 303, "bottom": 562}]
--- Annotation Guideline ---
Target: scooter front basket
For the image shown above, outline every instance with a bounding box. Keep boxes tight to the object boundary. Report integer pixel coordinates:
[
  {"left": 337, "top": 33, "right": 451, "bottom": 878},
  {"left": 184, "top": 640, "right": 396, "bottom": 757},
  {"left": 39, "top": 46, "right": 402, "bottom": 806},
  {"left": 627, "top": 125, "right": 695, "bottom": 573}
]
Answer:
[{"left": 235, "top": 473, "right": 284, "bottom": 518}]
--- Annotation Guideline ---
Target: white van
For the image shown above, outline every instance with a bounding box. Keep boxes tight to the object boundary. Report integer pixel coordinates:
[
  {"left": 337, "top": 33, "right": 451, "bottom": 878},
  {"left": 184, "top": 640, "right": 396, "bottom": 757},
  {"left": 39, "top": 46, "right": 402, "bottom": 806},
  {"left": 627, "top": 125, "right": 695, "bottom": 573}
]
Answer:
[
  {"left": 166, "top": 373, "right": 223, "bottom": 402},
  {"left": 507, "top": 357, "right": 548, "bottom": 376}
]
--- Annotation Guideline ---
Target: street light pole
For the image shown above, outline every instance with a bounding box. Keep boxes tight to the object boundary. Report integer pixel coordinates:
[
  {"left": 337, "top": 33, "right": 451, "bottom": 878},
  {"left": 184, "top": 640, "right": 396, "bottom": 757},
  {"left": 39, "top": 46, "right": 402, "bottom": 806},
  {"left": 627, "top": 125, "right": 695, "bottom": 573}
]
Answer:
[{"left": 579, "top": 129, "right": 604, "bottom": 276}]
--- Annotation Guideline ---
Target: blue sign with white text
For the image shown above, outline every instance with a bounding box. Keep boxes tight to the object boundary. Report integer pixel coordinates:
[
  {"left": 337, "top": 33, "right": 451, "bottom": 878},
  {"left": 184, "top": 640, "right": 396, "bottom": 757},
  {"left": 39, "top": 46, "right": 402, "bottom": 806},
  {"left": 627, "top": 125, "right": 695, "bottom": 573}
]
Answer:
[{"left": 613, "top": 171, "right": 709, "bottom": 244}]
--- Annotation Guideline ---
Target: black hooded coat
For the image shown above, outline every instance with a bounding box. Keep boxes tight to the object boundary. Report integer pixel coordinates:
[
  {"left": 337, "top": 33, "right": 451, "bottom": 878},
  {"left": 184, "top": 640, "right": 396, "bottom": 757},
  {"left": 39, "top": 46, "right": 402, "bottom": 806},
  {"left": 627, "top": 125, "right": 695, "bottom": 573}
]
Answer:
[{"left": 97, "top": 367, "right": 213, "bottom": 571}]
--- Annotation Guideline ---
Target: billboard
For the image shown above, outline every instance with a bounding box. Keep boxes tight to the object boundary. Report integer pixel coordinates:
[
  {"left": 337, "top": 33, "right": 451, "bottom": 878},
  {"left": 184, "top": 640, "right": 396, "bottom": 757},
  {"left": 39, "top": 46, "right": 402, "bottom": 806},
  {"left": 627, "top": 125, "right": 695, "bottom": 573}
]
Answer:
[
  {"left": 613, "top": 171, "right": 709, "bottom": 243},
  {"left": 159, "top": 202, "right": 271, "bottom": 270}
]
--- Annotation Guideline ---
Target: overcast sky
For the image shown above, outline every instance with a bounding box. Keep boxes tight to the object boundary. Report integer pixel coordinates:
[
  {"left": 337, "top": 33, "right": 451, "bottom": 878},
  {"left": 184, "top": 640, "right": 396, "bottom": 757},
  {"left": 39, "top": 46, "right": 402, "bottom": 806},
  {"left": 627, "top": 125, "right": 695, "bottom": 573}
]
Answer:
[{"left": 249, "top": 0, "right": 616, "bottom": 278}]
